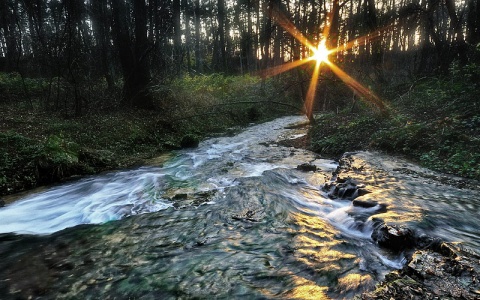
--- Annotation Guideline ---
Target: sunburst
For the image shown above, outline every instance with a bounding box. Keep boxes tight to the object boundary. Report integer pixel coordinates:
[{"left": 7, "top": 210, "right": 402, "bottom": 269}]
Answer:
[
  {"left": 263, "top": 3, "right": 386, "bottom": 121},
  {"left": 312, "top": 40, "right": 331, "bottom": 63}
]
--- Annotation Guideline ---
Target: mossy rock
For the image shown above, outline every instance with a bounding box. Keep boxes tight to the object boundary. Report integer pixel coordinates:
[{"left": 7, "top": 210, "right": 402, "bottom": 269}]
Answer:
[{"left": 180, "top": 134, "right": 199, "bottom": 148}]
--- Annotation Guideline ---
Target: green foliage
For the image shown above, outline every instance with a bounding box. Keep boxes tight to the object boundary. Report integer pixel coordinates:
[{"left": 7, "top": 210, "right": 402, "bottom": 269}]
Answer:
[
  {"left": 42, "top": 134, "right": 80, "bottom": 165},
  {"left": 310, "top": 113, "right": 387, "bottom": 156},
  {"left": 309, "top": 62, "right": 480, "bottom": 180},
  {"left": 0, "top": 72, "right": 48, "bottom": 102},
  {"left": 420, "top": 148, "right": 480, "bottom": 178},
  {"left": 371, "top": 122, "right": 435, "bottom": 153},
  {"left": 153, "top": 74, "right": 296, "bottom": 120},
  {"left": 0, "top": 131, "right": 41, "bottom": 193}
]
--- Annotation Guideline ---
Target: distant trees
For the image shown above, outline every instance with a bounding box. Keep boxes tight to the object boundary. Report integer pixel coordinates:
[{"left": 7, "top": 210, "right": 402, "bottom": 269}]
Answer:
[{"left": 0, "top": 0, "right": 479, "bottom": 113}]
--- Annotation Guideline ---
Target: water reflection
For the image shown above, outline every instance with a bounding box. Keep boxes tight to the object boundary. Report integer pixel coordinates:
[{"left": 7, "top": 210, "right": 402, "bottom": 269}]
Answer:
[
  {"left": 0, "top": 117, "right": 479, "bottom": 299},
  {"left": 281, "top": 275, "right": 329, "bottom": 299}
]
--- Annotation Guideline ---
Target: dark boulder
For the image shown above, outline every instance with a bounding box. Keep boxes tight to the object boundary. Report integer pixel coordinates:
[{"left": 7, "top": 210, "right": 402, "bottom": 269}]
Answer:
[
  {"left": 180, "top": 134, "right": 199, "bottom": 148},
  {"left": 352, "top": 199, "right": 378, "bottom": 208},
  {"left": 296, "top": 163, "right": 317, "bottom": 172},
  {"left": 371, "top": 220, "right": 416, "bottom": 251},
  {"left": 359, "top": 243, "right": 480, "bottom": 300},
  {"left": 322, "top": 177, "right": 370, "bottom": 200}
]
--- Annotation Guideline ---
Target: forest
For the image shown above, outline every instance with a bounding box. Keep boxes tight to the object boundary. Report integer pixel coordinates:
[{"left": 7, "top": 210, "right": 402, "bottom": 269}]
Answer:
[
  {"left": 1, "top": 1, "right": 480, "bottom": 299},
  {"left": 1, "top": 0, "right": 479, "bottom": 195}
]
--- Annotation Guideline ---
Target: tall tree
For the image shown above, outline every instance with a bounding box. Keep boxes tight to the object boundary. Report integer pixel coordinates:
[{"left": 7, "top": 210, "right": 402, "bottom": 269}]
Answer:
[
  {"left": 0, "top": 0, "right": 19, "bottom": 72},
  {"left": 182, "top": 0, "right": 192, "bottom": 73},
  {"left": 173, "top": 0, "right": 182, "bottom": 72},
  {"left": 467, "top": 0, "right": 480, "bottom": 45},
  {"left": 91, "top": 0, "right": 114, "bottom": 89},
  {"left": 111, "top": 0, "right": 153, "bottom": 108},
  {"left": 445, "top": 0, "right": 467, "bottom": 64},
  {"left": 194, "top": 0, "right": 203, "bottom": 72}
]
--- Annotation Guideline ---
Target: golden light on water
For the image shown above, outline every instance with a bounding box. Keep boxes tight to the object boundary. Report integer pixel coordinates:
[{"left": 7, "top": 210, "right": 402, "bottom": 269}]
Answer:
[
  {"left": 264, "top": 4, "right": 387, "bottom": 119},
  {"left": 282, "top": 276, "right": 330, "bottom": 300}
]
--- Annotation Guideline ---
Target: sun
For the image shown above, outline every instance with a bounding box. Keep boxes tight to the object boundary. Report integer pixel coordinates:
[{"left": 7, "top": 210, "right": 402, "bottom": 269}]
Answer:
[
  {"left": 312, "top": 40, "right": 330, "bottom": 63},
  {"left": 261, "top": 3, "right": 386, "bottom": 121}
]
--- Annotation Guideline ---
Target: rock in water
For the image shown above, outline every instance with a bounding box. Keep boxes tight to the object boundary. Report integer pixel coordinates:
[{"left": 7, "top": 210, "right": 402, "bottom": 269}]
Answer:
[
  {"left": 359, "top": 243, "right": 480, "bottom": 299},
  {"left": 371, "top": 221, "right": 415, "bottom": 251},
  {"left": 180, "top": 134, "right": 199, "bottom": 148},
  {"left": 296, "top": 163, "right": 317, "bottom": 172},
  {"left": 322, "top": 177, "right": 370, "bottom": 200}
]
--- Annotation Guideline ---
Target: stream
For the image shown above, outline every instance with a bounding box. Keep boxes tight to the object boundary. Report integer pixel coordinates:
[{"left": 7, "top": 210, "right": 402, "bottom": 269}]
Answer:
[{"left": 0, "top": 115, "right": 479, "bottom": 299}]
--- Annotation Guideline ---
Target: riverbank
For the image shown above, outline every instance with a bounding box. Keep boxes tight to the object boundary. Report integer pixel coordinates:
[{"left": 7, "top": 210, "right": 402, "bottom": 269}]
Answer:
[
  {"left": 0, "top": 74, "right": 297, "bottom": 197},
  {"left": 308, "top": 69, "right": 480, "bottom": 181}
]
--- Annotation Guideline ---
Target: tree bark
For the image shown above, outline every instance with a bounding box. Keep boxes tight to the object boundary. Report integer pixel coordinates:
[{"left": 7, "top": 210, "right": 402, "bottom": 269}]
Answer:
[
  {"left": 111, "top": 0, "right": 153, "bottom": 109},
  {"left": 194, "top": 0, "right": 203, "bottom": 73},
  {"left": 466, "top": 0, "right": 480, "bottom": 45},
  {"left": 0, "top": 0, "right": 19, "bottom": 72},
  {"left": 173, "top": 0, "right": 182, "bottom": 72}
]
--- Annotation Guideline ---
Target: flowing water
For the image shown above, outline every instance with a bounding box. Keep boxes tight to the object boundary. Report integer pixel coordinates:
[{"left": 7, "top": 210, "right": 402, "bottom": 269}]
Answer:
[{"left": 0, "top": 115, "right": 478, "bottom": 299}]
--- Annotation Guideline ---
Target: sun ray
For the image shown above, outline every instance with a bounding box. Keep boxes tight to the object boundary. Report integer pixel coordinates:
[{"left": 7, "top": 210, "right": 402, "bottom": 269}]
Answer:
[
  {"left": 331, "top": 24, "right": 394, "bottom": 54},
  {"left": 312, "top": 39, "right": 331, "bottom": 63},
  {"left": 268, "top": 5, "right": 316, "bottom": 52},
  {"left": 258, "top": 57, "right": 315, "bottom": 78},
  {"left": 304, "top": 59, "right": 322, "bottom": 120},
  {"left": 263, "top": 2, "right": 389, "bottom": 118},
  {"left": 322, "top": 7, "right": 334, "bottom": 40},
  {"left": 324, "top": 60, "right": 385, "bottom": 111}
]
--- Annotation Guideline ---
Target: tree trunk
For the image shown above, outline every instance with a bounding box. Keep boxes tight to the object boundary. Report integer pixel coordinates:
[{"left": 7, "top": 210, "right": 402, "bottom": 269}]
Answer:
[
  {"left": 218, "top": 0, "right": 226, "bottom": 71},
  {"left": 445, "top": 0, "right": 467, "bottom": 65},
  {"left": 182, "top": 0, "right": 191, "bottom": 73},
  {"left": 194, "top": 0, "right": 203, "bottom": 73},
  {"left": 111, "top": 0, "right": 153, "bottom": 109},
  {"left": 466, "top": 0, "right": 480, "bottom": 45},
  {"left": 91, "top": 0, "right": 114, "bottom": 90},
  {"left": 0, "top": 0, "right": 19, "bottom": 72},
  {"left": 173, "top": 0, "right": 182, "bottom": 72}
]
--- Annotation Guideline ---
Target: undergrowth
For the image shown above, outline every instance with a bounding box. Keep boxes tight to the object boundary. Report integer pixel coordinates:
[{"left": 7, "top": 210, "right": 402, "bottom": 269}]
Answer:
[
  {"left": 309, "top": 61, "right": 480, "bottom": 180},
  {"left": 0, "top": 74, "right": 298, "bottom": 196}
]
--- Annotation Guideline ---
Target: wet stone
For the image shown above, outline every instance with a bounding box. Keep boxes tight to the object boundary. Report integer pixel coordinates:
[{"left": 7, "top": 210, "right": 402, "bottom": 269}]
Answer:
[
  {"left": 352, "top": 200, "right": 387, "bottom": 213},
  {"left": 371, "top": 221, "right": 416, "bottom": 252},
  {"left": 322, "top": 177, "right": 370, "bottom": 200},
  {"left": 360, "top": 244, "right": 480, "bottom": 300},
  {"left": 296, "top": 163, "right": 317, "bottom": 172}
]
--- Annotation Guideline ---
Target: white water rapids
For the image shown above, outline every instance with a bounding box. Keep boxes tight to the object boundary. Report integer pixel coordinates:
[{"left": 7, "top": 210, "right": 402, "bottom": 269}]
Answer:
[{"left": 0, "top": 116, "right": 340, "bottom": 235}]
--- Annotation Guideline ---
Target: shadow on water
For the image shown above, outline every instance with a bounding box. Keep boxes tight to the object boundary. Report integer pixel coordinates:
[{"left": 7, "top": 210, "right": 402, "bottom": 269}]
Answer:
[{"left": 0, "top": 116, "right": 478, "bottom": 299}]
